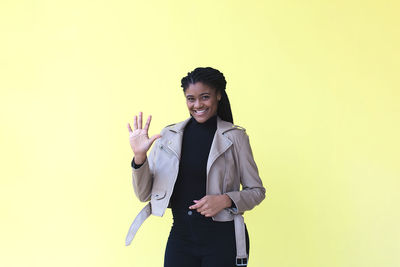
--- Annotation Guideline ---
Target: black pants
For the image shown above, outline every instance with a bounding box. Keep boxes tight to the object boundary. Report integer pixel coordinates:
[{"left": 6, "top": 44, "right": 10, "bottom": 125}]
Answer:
[{"left": 164, "top": 209, "right": 249, "bottom": 267}]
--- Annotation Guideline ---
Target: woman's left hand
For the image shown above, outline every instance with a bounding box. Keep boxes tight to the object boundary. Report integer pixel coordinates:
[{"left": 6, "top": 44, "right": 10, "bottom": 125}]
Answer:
[{"left": 189, "top": 194, "right": 232, "bottom": 217}]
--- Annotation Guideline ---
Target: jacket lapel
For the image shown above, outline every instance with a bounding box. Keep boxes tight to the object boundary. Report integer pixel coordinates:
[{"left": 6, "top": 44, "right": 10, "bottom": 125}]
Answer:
[
  {"left": 166, "top": 117, "right": 191, "bottom": 159},
  {"left": 207, "top": 117, "right": 233, "bottom": 175}
]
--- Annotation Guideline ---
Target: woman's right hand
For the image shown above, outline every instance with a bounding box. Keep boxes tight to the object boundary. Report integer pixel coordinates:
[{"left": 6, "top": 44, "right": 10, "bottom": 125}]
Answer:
[{"left": 127, "top": 112, "right": 161, "bottom": 165}]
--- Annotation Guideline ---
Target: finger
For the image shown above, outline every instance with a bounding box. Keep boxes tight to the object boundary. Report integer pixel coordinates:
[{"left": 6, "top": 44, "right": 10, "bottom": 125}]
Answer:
[
  {"left": 197, "top": 207, "right": 207, "bottom": 213},
  {"left": 201, "top": 210, "right": 211, "bottom": 217},
  {"left": 189, "top": 203, "right": 199, "bottom": 209},
  {"left": 195, "top": 203, "right": 209, "bottom": 213},
  {"left": 198, "top": 203, "right": 209, "bottom": 212},
  {"left": 149, "top": 134, "right": 162, "bottom": 146},
  {"left": 138, "top": 112, "right": 143, "bottom": 129},
  {"left": 127, "top": 123, "right": 133, "bottom": 133},
  {"left": 189, "top": 200, "right": 202, "bottom": 209},
  {"left": 133, "top": 115, "right": 138, "bottom": 130},
  {"left": 143, "top": 115, "right": 152, "bottom": 131},
  {"left": 191, "top": 197, "right": 207, "bottom": 209},
  {"left": 201, "top": 209, "right": 214, "bottom": 217}
]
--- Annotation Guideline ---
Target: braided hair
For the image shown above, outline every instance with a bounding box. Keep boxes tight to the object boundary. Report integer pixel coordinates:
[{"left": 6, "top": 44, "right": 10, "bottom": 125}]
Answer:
[{"left": 180, "top": 67, "right": 234, "bottom": 124}]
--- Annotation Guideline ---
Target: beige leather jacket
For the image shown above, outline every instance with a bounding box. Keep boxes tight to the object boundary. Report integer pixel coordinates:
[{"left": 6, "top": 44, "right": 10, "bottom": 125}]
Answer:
[
  {"left": 132, "top": 116, "right": 265, "bottom": 219},
  {"left": 126, "top": 116, "right": 265, "bottom": 263}
]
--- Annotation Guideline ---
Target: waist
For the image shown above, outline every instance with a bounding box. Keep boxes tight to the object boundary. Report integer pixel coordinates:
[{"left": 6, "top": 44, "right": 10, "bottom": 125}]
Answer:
[{"left": 172, "top": 207, "right": 213, "bottom": 222}]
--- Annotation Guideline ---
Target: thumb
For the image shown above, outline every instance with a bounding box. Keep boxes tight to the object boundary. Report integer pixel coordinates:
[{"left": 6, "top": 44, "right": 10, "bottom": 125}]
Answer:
[{"left": 149, "top": 134, "right": 161, "bottom": 145}]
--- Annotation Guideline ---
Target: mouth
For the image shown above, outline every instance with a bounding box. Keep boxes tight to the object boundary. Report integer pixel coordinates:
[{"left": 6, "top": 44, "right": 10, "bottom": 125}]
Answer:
[{"left": 194, "top": 108, "right": 208, "bottom": 115}]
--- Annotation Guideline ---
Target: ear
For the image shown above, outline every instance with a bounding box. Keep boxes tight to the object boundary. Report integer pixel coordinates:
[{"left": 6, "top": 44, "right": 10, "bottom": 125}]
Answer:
[{"left": 217, "top": 91, "right": 222, "bottom": 101}]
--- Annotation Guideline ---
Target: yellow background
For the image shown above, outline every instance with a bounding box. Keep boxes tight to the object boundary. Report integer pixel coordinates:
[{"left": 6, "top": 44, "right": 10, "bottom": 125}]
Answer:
[{"left": 1, "top": 0, "right": 399, "bottom": 266}]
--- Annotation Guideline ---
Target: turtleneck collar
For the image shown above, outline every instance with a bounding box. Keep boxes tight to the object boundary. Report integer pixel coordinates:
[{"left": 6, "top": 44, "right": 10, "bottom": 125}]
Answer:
[{"left": 190, "top": 114, "right": 218, "bottom": 128}]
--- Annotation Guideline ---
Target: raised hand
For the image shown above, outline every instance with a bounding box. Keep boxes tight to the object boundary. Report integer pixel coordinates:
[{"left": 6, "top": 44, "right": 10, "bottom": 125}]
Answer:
[
  {"left": 189, "top": 194, "right": 233, "bottom": 217},
  {"left": 127, "top": 112, "right": 161, "bottom": 164}
]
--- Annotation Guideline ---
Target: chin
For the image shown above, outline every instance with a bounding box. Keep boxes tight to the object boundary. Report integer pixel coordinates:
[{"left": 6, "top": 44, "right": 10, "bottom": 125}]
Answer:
[{"left": 192, "top": 114, "right": 209, "bottom": 123}]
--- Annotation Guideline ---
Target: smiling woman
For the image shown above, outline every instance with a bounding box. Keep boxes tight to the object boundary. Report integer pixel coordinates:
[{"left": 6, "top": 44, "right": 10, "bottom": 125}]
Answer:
[
  {"left": 184, "top": 81, "right": 221, "bottom": 123},
  {"left": 126, "top": 67, "right": 265, "bottom": 267},
  {"left": 181, "top": 67, "right": 234, "bottom": 124}
]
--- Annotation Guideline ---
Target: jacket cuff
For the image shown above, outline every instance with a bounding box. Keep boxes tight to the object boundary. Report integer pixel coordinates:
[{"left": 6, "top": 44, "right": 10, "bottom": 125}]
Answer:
[
  {"left": 131, "top": 157, "right": 145, "bottom": 169},
  {"left": 224, "top": 192, "right": 239, "bottom": 214}
]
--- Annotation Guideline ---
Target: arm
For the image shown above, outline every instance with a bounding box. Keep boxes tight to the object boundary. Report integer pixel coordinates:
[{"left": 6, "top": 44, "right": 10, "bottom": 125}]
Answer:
[
  {"left": 190, "top": 130, "right": 265, "bottom": 217},
  {"left": 225, "top": 131, "right": 266, "bottom": 214},
  {"left": 131, "top": 141, "right": 158, "bottom": 202},
  {"left": 127, "top": 112, "right": 161, "bottom": 202}
]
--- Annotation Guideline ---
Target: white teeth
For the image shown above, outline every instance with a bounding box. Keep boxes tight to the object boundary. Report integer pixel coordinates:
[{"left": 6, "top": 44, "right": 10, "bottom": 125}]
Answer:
[{"left": 195, "top": 109, "right": 207, "bottom": 114}]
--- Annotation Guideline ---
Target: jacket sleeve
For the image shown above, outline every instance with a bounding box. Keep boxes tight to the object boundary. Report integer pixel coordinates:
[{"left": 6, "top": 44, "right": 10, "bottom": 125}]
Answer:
[
  {"left": 131, "top": 139, "right": 159, "bottom": 202},
  {"left": 225, "top": 131, "right": 266, "bottom": 214}
]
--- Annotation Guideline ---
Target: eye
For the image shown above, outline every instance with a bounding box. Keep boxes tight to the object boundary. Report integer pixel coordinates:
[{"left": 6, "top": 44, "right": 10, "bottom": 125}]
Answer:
[
  {"left": 187, "top": 97, "right": 195, "bottom": 102},
  {"left": 201, "top": 95, "right": 210, "bottom": 100}
]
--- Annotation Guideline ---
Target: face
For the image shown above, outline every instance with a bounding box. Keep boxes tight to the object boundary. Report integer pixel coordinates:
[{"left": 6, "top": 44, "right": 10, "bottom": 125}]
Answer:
[{"left": 184, "top": 82, "right": 221, "bottom": 123}]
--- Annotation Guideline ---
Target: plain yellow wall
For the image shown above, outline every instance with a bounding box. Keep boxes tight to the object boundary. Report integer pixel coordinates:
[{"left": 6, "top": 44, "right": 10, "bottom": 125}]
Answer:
[{"left": 1, "top": 1, "right": 399, "bottom": 266}]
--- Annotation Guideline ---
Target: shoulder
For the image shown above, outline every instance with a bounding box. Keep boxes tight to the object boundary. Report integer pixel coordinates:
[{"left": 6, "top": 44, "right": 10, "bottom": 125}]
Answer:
[
  {"left": 230, "top": 124, "right": 247, "bottom": 133},
  {"left": 159, "top": 123, "right": 176, "bottom": 136},
  {"left": 164, "top": 122, "right": 177, "bottom": 129},
  {"left": 159, "top": 118, "right": 188, "bottom": 135},
  {"left": 221, "top": 122, "right": 249, "bottom": 145},
  {"left": 221, "top": 121, "right": 247, "bottom": 136},
  {"left": 223, "top": 125, "right": 254, "bottom": 154}
]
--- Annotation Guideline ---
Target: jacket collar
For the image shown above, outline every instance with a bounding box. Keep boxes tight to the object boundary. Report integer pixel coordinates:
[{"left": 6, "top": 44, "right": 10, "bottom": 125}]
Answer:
[
  {"left": 168, "top": 116, "right": 234, "bottom": 134},
  {"left": 166, "top": 116, "right": 234, "bottom": 175}
]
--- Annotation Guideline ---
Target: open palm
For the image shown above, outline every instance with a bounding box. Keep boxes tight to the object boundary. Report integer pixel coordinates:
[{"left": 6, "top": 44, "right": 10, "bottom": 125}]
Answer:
[{"left": 127, "top": 112, "right": 161, "bottom": 160}]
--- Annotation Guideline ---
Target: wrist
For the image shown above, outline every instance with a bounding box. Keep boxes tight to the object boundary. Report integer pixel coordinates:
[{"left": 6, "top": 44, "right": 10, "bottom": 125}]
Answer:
[
  {"left": 222, "top": 194, "right": 232, "bottom": 208},
  {"left": 134, "top": 154, "right": 146, "bottom": 165}
]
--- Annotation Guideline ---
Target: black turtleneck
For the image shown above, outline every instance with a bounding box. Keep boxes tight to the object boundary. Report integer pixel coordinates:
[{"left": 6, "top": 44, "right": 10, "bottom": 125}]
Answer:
[{"left": 170, "top": 115, "right": 217, "bottom": 210}]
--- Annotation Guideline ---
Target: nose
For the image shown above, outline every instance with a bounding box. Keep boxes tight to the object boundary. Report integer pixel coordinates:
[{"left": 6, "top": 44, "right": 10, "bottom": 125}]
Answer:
[{"left": 194, "top": 99, "right": 202, "bottom": 109}]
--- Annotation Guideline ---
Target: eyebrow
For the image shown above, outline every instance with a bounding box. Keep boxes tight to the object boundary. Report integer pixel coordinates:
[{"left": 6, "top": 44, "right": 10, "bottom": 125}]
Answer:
[{"left": 186, "top": 93, "right": 211, "bottom": 97}]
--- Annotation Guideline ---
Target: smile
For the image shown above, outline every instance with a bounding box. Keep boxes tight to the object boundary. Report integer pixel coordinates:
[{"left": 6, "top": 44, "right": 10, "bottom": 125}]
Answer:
[{"left": 194, "top": 109, "right": 208, "bottom": 115}]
